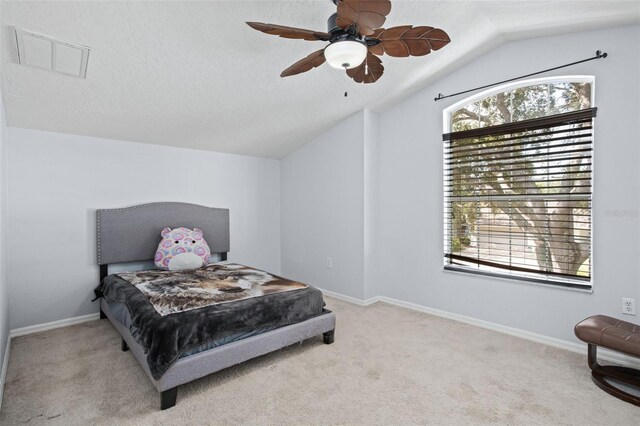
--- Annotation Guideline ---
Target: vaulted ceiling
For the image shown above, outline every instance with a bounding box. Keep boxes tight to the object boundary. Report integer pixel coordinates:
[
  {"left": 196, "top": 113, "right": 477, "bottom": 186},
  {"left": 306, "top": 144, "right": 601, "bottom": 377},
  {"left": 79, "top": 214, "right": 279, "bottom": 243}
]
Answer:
[{"left": 2, "top": 1, "right": 639, "bottom": 158}]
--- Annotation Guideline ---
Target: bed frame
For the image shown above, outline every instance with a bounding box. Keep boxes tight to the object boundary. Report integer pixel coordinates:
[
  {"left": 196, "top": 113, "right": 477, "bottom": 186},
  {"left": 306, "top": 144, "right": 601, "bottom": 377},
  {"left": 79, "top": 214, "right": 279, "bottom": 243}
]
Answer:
[{"left": 96, "top": 202, "right": 336, "bottom": 410}]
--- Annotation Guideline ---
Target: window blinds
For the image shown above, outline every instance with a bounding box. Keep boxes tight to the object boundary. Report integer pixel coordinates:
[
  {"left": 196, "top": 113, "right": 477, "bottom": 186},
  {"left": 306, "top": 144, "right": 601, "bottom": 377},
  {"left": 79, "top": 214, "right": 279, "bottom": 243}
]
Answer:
[{"left": 443, "top": 108, "right": 596, "bottom": 289}]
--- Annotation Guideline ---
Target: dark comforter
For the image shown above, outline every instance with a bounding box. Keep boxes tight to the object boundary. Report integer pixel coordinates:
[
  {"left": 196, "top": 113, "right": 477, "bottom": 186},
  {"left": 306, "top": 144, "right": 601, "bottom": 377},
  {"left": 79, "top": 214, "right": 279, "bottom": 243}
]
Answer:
[{"left": 95, "top": 267, "right": 325, "bottom": 380}]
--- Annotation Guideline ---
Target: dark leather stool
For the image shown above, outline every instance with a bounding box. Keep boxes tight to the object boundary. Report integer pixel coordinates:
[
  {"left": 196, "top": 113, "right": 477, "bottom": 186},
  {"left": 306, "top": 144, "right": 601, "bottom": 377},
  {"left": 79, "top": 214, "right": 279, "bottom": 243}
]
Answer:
[{"left": 575, "top": 315, "right": 640, "bottom": 406}]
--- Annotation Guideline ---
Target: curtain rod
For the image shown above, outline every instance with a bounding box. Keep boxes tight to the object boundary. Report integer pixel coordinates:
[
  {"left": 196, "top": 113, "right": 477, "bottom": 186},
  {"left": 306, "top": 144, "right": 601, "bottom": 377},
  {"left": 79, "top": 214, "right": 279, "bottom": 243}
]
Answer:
[{"left": 433, "top": 50, "right": 608, "bottom": 102}]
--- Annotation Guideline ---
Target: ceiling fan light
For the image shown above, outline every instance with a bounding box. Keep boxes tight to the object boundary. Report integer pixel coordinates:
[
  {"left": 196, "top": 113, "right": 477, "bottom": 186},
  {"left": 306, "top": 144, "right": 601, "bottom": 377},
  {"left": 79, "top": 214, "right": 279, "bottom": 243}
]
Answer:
[{"left": 324, "top": 40, "right": 367, "bottom": 70}]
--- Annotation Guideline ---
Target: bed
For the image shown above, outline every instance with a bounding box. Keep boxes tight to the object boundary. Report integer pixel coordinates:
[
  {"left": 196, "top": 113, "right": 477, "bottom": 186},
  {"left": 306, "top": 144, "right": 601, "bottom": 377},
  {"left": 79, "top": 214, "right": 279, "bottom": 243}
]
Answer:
[{"left": 95, "top": 202, "right": 336, "bottom": 410}]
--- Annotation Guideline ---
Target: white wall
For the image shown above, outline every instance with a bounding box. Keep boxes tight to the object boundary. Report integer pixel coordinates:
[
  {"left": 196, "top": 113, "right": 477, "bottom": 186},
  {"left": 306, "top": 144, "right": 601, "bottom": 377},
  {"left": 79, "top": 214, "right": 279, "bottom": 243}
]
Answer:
[
  {"left": 281, "top": 111, "right": 366, "bottom": 299},
  {"left": 6, "top": 128, "right": 281, "bottom": 329},
  {"left": 0, "top": 82, "right": 9, "bottom": 402},
  {"left": 374, "top": 25, "right": 640, "bottom": 342},
  {"left": 3, "top": 24, "right": 638, "bottom": 350},
  {"left": 363, "top": 109, "right": 380, "bottom": 300},
  {"left": 281, "top": 25, "right": 640, "bottom": 344}
]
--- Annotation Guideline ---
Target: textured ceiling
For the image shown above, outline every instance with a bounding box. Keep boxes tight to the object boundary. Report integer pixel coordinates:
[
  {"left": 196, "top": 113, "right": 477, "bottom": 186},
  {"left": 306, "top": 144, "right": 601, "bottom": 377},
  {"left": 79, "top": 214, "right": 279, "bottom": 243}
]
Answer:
[{"left": 1, "top": 1, "right": 639, "bottom": 158}]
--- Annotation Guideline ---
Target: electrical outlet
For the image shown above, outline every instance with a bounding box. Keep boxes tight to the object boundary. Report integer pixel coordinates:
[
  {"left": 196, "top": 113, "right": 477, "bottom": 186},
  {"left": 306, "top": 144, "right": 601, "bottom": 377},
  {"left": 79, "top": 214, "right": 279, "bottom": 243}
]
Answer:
[
  {"left": 622, "top": 298, "right": 636, "bottom": 315},
  {"left": 326, "top": 257, "right": 332, "bottom": 269}
]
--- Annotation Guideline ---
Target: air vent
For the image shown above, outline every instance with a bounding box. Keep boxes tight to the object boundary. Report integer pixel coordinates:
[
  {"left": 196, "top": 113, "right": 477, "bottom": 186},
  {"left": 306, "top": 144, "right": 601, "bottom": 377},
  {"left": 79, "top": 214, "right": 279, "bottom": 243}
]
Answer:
[{"left": 15, "top": 28, "right": 90, "bottom": 78}]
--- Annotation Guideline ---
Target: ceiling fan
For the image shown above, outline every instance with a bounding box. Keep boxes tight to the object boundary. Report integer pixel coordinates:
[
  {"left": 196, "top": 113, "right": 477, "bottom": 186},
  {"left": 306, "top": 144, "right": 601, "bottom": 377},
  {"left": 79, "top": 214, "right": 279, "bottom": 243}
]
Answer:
[{"left": 246, "top": 0, "right": 451, "bottom": 84}]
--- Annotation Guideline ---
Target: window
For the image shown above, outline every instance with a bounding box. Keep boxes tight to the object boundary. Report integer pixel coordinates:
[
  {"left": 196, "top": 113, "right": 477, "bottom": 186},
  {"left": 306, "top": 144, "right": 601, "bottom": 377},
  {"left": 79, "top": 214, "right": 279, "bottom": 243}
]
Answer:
[{"left": 443, "top": 77, "right": 594, "bottom": 289}]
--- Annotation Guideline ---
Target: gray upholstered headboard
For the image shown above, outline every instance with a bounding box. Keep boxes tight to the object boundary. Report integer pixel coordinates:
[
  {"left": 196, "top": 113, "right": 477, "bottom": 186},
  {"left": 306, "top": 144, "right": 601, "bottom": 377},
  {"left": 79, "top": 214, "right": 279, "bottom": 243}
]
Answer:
[{"left": 97, "top": 202, "right": 230, "bottom": 265}]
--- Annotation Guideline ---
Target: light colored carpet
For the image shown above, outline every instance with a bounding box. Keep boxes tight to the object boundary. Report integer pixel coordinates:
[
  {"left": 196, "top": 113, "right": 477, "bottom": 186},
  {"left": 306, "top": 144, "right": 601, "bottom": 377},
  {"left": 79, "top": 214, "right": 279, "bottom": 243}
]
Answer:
[{"left": 1, "top": 297, "right": 639, "bottom": 425}]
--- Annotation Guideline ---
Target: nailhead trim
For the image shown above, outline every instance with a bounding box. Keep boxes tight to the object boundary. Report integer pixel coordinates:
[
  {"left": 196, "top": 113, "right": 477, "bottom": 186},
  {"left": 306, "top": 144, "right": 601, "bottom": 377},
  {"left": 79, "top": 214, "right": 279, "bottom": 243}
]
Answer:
[{"left": 97, "top": 202, "right": 230, "bottom": 265}]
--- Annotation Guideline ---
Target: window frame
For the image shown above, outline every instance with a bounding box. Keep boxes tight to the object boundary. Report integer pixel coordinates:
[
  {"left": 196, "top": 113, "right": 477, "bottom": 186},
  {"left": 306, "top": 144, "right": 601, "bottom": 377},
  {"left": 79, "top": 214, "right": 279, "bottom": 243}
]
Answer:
[{"left": 441, "top": 75, "right": 595, "bottom": 291}]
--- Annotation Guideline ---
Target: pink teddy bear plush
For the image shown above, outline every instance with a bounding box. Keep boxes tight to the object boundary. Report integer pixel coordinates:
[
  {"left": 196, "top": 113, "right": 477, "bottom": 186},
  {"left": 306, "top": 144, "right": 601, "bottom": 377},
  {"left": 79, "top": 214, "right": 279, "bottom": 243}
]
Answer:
[{"left": 154, "top": 227, "right": 211, "bottom": 271}]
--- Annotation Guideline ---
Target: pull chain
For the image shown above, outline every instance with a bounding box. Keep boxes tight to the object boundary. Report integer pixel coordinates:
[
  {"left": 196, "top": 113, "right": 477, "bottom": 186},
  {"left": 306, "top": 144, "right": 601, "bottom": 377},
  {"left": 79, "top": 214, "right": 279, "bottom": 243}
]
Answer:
[
  {"left": 344, "top": 65, "right": 349, "bottom": 97},
  {"left": 343, "top": 57, "right": 368, "bottom": 98}
]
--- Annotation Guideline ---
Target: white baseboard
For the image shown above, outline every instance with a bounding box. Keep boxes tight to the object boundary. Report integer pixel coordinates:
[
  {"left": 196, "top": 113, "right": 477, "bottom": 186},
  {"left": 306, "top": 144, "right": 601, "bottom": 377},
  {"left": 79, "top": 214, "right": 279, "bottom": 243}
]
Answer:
[
  {"left": 324, "top": 290, "right": 640, "bottom": 369},
  {"left": 0, "top": 335, "right": 11, "bottom": 413},
  {"left": 317, "top": 288, "right": 378, "bottom": 307},
  {"left": 6, "top": 292, "right": 640, "bottom": 372},
  {"left": 10, "top": 313, "right": 100, "bottom": 338},
  {"left": 1, "top": 312, "right": 101, "bottom": 412}
]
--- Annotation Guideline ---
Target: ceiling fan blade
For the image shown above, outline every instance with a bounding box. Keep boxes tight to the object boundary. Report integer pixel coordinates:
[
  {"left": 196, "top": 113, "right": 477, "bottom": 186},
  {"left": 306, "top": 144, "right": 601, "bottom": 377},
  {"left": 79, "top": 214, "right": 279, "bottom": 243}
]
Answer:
[
  {"left": 346, "top": 52, "right": 384, "bottom": 83},
  {"left": 336, "top": 0, "right": 392, "bottom": 36},
  {"left": 281, "top": 49, "right": 327, "bottom": 77},
  {"left": 246, "top": 22, "right": 331, "bottom": 41},
  {"left": 369, "top": 26, "right": 451, "bottom": 57}
]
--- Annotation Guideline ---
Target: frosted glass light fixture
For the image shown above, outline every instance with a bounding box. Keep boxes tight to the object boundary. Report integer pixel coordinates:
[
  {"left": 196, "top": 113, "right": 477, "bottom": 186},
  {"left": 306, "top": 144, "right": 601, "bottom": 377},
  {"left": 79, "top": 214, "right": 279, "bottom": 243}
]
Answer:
[{"left": 324, "top": 40, "right": 367, "bottom": 69}]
